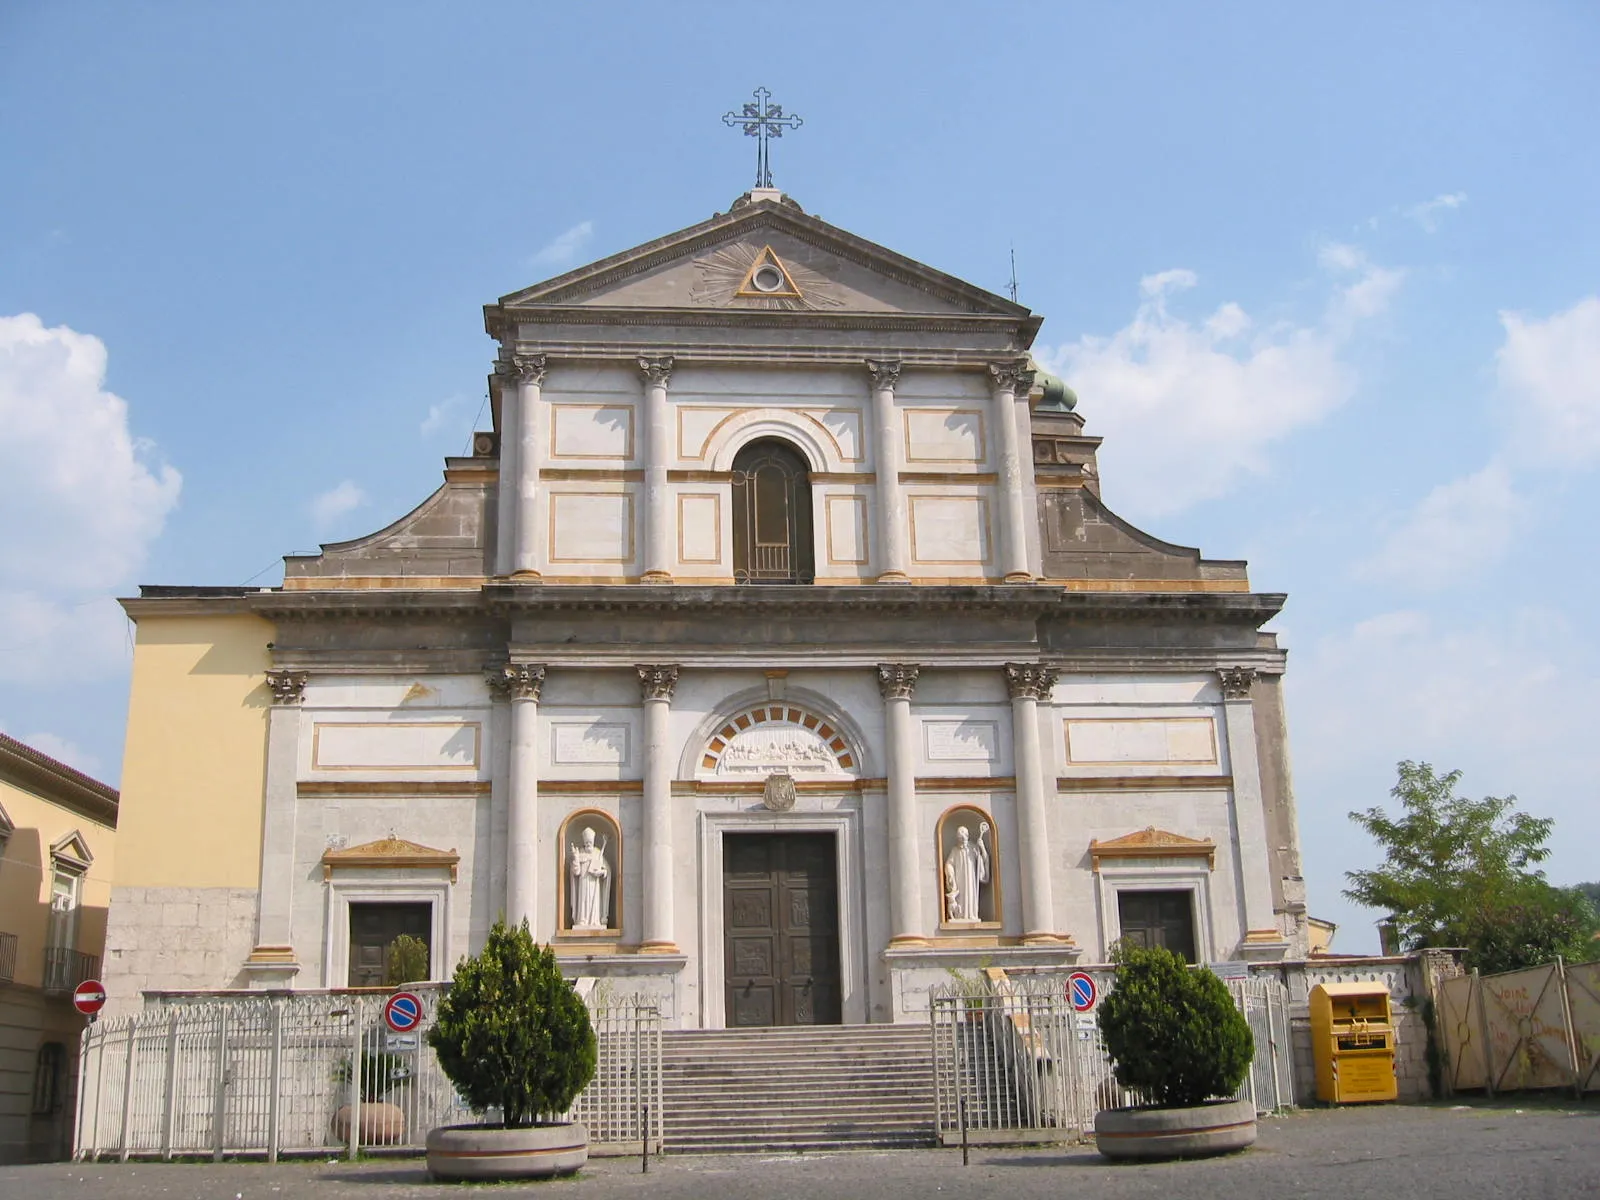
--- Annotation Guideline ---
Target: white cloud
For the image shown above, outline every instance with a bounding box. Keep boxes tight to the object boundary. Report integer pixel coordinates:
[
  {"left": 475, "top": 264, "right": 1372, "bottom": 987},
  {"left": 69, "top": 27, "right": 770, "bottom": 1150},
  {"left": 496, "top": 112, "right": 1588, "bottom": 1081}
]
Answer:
[
  {"left": 1037, "top": 247, "right": 1400, "bottom": 516},
  {"left": 310, "top": 480, "right": 367, "bottom": 530},
  {"left": 1500, "top": 295, "right": 1600, "bottom": 468},
  {"left": 421, "top": 394, "right": 468, "bottom": 439},
  {"left": 528, "top": 220, "right": 594, "bottom": 271},
  {"left": 1404, "top": 191, "right": 1467, "bottom": 232},
  {"left": 0, "top": 313, "right": 178, "bottom": 683},
  {"left": 1359, "top": 461, "right": 1526, "bottom": 588}
]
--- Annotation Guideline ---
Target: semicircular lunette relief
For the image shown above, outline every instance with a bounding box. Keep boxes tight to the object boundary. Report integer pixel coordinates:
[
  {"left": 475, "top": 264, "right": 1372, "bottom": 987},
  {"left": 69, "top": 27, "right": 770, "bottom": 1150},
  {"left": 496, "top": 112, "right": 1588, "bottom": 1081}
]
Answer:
[{"left": 697, "top": 703, "right": 858, "bottom": 778}]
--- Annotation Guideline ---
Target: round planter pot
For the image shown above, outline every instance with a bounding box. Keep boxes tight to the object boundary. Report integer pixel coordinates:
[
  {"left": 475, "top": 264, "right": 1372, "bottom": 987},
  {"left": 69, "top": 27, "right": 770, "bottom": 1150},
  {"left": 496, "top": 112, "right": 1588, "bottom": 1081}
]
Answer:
[
  {"left": 1094, "top": 1097, "right": 1257, "bottom": 1161},
  {"left": 426, "top": 1122, "right": 588, "bottom": 1181},
  {"left": 331, "top": 1101, "right": 406, "bottom": 1146}
]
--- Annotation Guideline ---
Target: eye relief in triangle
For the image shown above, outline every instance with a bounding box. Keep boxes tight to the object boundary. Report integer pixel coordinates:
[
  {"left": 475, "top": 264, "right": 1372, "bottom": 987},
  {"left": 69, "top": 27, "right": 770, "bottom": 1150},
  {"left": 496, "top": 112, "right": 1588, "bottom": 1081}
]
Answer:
[{"left": 736, "top": 246, "right": 805, "bottom": 299}]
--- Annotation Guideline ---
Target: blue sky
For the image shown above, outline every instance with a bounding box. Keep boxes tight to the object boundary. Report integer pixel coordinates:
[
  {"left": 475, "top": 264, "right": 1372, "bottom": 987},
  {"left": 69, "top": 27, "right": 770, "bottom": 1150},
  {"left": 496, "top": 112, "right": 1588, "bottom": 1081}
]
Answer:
[{"left": 3, "top": 3, "right": 1597, "bottom": 951}]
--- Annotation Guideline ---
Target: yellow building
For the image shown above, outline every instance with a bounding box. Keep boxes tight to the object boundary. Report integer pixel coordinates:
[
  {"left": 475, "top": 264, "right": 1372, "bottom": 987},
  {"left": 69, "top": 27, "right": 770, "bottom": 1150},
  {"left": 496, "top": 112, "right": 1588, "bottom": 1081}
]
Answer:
[{"left": 0, "top": 733, "right": 118, "bottom": 1163}]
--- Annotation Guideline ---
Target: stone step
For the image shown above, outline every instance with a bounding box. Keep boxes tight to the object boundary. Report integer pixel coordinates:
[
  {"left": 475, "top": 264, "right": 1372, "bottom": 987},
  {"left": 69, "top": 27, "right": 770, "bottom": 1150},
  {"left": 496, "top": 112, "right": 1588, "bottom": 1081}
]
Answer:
[{"left": 664, "top": 1131, "right": 936, "bottom": 1154}]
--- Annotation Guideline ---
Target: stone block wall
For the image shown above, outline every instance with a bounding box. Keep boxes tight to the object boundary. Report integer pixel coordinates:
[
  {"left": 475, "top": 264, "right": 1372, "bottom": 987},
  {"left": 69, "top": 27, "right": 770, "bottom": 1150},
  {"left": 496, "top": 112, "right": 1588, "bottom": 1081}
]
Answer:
[{"left": 100, "top": 886, "right": 260, "bottom": 1017}]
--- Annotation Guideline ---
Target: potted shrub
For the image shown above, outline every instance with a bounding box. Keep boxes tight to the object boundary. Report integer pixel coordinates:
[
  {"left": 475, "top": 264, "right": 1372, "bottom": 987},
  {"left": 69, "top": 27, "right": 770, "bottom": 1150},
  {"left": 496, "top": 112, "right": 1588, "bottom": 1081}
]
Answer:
[
  {"left": 332, "top": 1040, "right": 409, "bottom": 1145},
  {"left": 1093, "top": 943, "right": 1257, "bottom": 1160},
  {"left": 424, "top": 918, "right": 597, "bottom": 1180}
]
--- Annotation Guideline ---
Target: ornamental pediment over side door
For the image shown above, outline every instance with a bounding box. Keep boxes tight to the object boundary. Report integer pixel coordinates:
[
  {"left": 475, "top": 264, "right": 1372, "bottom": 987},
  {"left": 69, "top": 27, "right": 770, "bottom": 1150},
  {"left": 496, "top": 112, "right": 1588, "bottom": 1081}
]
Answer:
[{"left": 493, "top": 204, "right": 1030, "bottom": 320}]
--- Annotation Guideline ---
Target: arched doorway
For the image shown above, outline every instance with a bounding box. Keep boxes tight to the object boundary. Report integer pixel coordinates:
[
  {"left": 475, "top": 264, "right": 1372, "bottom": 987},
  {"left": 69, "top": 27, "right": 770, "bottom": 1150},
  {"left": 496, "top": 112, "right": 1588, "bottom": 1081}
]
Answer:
[{"left": 731, "top": 439, "right": 814, "bottom": 584}]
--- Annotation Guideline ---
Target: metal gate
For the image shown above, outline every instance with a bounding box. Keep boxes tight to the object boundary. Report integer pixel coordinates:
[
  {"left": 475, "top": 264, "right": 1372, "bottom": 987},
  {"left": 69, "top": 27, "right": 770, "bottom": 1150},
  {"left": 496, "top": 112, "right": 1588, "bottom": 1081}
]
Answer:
[{"left": 75, "top": 991, "right": 661, "bottom": 1160}]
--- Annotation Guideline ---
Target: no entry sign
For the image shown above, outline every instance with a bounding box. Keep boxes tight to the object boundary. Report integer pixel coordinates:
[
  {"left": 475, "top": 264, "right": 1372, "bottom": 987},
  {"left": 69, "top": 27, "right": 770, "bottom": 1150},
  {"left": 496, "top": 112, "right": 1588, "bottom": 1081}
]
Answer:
[
  {"left": 73, "top": 979, "right": 107, "bottom": 1017},
  {"left": 1067, "top": 971, "right": 1097, "bottom": 1012},
  {"left": 384, "top": 991, "right": 423, "bottom": 1033}
]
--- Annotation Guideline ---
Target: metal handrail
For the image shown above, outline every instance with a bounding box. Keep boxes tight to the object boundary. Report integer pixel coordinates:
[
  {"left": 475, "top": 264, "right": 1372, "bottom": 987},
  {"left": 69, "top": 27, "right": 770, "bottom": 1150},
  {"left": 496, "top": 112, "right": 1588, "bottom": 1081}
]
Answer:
[{"left": 42, "top": 946, "right": 98, "bottom": 995}]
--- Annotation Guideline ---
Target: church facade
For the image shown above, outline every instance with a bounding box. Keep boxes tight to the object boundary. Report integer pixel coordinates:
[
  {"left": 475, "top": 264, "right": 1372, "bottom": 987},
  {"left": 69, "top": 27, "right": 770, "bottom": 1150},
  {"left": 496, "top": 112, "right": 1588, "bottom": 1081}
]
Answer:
[{"left": 104, "top": 190, "right": 1307, "bottom": 1025}]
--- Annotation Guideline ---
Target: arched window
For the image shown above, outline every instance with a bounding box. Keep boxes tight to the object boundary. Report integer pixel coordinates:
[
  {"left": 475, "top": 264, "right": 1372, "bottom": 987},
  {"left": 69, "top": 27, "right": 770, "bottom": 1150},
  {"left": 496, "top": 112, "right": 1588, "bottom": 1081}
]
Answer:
[{"left": 732, "top": 439, "right": 813, "bottom": 584}]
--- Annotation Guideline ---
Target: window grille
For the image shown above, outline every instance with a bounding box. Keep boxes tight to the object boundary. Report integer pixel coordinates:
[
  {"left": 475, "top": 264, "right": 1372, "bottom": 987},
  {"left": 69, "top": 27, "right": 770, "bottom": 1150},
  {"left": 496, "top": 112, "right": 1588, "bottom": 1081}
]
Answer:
[{"left": 732, "top": 440, "right": 814, "bottom": 584}]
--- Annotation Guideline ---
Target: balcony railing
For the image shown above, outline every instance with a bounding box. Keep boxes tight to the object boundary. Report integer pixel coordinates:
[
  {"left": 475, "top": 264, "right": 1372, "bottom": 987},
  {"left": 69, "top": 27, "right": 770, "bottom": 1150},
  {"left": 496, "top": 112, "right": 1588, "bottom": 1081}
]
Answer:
[
  {"left": 42, "top": 946, "right": 98, "bottom": 996},
  {"left": 0, "top": 932, "right": 16, "bottom": 984}
]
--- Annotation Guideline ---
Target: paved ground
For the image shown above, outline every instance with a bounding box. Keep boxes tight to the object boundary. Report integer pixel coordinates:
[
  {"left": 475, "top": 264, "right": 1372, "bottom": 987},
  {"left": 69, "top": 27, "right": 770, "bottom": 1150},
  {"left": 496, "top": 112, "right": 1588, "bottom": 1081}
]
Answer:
[{"left": 5, "top": 1101, "right": 1597, "bottom": 1199}]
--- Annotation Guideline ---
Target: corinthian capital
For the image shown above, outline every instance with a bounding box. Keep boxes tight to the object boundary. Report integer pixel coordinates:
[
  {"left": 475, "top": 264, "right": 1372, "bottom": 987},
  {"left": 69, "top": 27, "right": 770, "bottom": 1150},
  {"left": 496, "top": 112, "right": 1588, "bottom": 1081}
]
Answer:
[
  {"left": 1004, "top": 663, "right": 1059, "bottom": 702},
  {"left": 489, "top": 663, "right": 546, "bottom": 702},
  {"left": 865, "top": 359, "right": 902, "bottom": 392},
  {"left": 1218, "top": 667, "right": 1257, "bottom": 700},
  {"left": 876, "top": 663, "right": 920, "bottom": 701},
  {"left": 637, "top": 355, "right": 675, "bottom": 387},
  {"left": 637, "top": 664, "right": 680, "bottom": 702},
  {"left": 496, "top": 353, "right": 546, "bottom": 386},
  {"left": 265, "top": 669, "right": 309, "bottom": 705},
  {"left": 988, "top": 358, "right": 1036, "bottom": 396}
]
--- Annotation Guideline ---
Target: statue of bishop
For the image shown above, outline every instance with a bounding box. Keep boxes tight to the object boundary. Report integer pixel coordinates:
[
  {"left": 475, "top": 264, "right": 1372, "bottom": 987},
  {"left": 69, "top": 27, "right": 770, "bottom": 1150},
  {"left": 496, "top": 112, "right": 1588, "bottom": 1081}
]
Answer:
[
  {"left": 568, "top": 826, "right": 611, "bottom": 930},
  {"left": 943, "top": 822, "right": 990, "bottom": 923}
]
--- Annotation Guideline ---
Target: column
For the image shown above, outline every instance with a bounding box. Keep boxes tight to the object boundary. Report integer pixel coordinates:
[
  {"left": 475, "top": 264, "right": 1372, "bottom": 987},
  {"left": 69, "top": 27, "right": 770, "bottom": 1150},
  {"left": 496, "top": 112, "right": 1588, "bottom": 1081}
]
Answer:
[
  {"left": 1218, "top": 668, "right": 1283, "bottom": 948},
  {"left": 496, "top": 663, "right": 545, "bottom": 929},
  {"left": 244, "top": 669, "right": 308, "bottom": 984},
  {"left": 638, "top": 664, "right": 680, "bottom": 951},
  {"left": 988, "top": 359, "right": 1036, "bottom": 583},
  {"left": 492, "top": 360, "right": 519, "bottom": 575},
  {"left": 1005, "top": 663, "right": 1060, "bottom": 945},
  {"left": 878, "top": 663, "right": 924, "bottom": 945},
  {"left": 511, "top": 354, "right": 546, "bottom": 578},
  {"left": 866, "top": 359, "right": 910, "bottom": 583},
  {"left": 638, "top": 356, "right": 675, "bottom": 584}
]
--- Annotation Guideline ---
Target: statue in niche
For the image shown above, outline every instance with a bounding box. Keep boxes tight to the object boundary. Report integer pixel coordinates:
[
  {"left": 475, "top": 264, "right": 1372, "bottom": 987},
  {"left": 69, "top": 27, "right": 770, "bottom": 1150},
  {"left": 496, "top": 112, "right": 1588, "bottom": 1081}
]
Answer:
[
  {"left": 567, "top": 825, "right": 612, "bottom": 931},
  {"left": 943, "top": 822, "right": 990, "bottom": 923}
]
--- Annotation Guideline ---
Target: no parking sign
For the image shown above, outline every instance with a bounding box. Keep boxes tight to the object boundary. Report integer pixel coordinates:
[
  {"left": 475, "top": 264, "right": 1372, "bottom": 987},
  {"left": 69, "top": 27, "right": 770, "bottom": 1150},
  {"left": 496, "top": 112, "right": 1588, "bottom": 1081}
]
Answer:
[
  {"left": 384, "top": 991, "right": 424, "bottom": 1034},
  {"left": 1067, "top": 971, "right": 1098, "bottom": 1011}
]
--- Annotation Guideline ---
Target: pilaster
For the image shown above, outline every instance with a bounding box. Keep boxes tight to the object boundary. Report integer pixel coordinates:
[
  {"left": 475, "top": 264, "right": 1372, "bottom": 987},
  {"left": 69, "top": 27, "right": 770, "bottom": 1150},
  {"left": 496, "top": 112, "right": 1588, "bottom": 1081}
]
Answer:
[
  {"left": 638, "top": 664, "right": 680, "bottom": 951},
  {"left": 1218, "top": 667, "right": 1289, "bottom": 957},
  {"left": 989, "top": 359, "right": 1036, "bottom": 583},
  {"left": 878, "top": 663, "right": 924, "bottom": 945},
  {"left": 866, "top": 359, "right": 910, "bottom": 583},
  {"left": 639, "top": 356, "right": 675, "bottom": 584},
  {"left": 1005, "top": 663, "right": 1061, "bottom": 944},
  {"left": 243, "top": 668, "right": 308, "bottom": 986}
]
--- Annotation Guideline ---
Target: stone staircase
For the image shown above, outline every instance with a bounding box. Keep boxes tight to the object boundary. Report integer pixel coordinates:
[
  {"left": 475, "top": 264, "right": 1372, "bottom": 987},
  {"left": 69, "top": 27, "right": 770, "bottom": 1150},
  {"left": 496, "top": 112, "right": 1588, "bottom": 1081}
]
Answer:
[{"left": 660, "top": 1023, "right": 937, "bottom": 1154}]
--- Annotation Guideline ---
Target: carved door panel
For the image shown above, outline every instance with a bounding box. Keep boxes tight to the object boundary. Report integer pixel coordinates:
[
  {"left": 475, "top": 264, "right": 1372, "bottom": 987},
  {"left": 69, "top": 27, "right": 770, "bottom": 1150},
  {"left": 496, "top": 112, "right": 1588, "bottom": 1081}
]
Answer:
[{"left": 724, "top": 833, "right": 841, "bottom": 1026}]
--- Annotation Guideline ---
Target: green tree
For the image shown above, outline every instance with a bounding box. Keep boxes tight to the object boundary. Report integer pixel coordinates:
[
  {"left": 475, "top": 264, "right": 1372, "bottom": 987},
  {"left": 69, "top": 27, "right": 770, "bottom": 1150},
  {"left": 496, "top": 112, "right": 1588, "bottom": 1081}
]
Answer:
[
  {"left": 427, "top": 919, "right": 596, "bottom": 1127},
  {"left": 1097, "top": 943, "right": 1253, "bottom": 1108},
  {"left": 1344, "top": 761, "right": 1597, "bottom": 973}
]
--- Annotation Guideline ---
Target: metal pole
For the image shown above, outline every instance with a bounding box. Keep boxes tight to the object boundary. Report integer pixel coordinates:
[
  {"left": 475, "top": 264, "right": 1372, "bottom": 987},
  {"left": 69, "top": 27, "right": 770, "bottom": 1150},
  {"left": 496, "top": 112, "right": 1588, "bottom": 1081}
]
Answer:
[
  {"left": 348, "top": 1004, "right": 362, "bottom": 1161},
  {"left": 160, "top": 1011, "right": 179, "bottom": 1160},
  {"left": 1553, "top": 958, "right": 1584, "bottom": 1101},
  {"left": 212, "top": 1009, "right": 229, "bottom": 1162},
  {"left": 267, "top": 999, "right": 283, "bottom": 1163},
  {"left": 959, "top": 1092, "right": 969, "bottom": 1167},
  {"left": 72, "top": 1021, "right": 93, "bottom": 1161},
  {"left": 641, "top": 1102, "right": 649, "bottom": 1173}
]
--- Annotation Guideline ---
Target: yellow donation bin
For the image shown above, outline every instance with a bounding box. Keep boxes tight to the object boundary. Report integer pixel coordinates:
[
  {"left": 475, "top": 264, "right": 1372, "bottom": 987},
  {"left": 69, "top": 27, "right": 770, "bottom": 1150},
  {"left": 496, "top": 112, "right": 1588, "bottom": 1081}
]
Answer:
[{"left": 1310, "top": 982, "right": 1398, "bottom": 1103}]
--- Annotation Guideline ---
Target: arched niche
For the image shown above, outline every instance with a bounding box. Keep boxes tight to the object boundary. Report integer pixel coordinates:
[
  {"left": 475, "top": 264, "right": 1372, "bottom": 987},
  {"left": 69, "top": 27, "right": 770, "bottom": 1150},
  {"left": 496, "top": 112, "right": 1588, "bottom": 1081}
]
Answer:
[
  {"left": 557, "top": 809, "right": 620, "bottom": 936},
  {"left": 936, "top": 804, "right": 1001, "bottom": 928}
]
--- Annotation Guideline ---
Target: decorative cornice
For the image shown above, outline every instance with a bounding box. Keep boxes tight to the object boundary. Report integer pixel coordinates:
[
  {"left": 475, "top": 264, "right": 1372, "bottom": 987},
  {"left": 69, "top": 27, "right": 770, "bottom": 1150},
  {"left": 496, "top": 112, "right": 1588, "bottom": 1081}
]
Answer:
[
  {"left": 865, "top": 358, "right": 902, "bottom": 391},
  {"left": 1004, "top": 663, "right": 1059, "bottom": 701},
  {"left": 490, "top": 663, "right": 546, "bottom": 702},
  {"left": 0, "top": 732, "right": 118, "bottom": 829},
  {"left": 1090, "top": 826, "right": 1217, "bottom": 871},
  {"left": 989, "top": 358, "right": 1036, "bottom": 395},
  {"left": 637, "top": 664, "right": 680, "bottom": 702},
  {"left": 265, "top": 669, "right": 309, "bottom": 705},
  {"left": 321, "top": 837, "right": 460, "bottom": 883},
  {"left": 637, "top": 355, "right": 675, "bottom": 387},
  {"left": 877, "top": 663, "right": 921, "bottom": 701},
  {"left": 1218, "top": 666, "right": 1258, "bottom": 700}
]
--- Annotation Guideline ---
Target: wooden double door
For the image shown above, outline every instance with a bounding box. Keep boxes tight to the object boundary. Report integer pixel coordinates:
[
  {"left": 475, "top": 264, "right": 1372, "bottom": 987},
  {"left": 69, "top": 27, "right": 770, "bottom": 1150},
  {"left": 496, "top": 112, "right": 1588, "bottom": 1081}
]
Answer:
[{"left": 723, "top": 833, "right": 842, "bottom": 1026}]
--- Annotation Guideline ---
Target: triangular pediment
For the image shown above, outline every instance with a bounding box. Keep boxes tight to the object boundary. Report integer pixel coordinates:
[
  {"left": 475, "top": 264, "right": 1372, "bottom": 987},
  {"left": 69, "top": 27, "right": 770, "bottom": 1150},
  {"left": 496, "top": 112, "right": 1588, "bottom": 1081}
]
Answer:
[
  {"left": 1090, "top": 826, "right": 1216, "bottom": 870},
  {"left": 492, "top": 196, "right": 1031, "bottom": 321},
  {"left": 50, "top": 829, "right": 94, "bottom": 873}
]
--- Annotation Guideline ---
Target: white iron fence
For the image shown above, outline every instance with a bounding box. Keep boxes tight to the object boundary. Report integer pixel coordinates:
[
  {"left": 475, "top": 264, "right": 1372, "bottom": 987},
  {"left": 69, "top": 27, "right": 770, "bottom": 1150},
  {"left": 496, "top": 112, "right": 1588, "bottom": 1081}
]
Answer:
[
  {"left": 74, "top": 991, "right": 661, "bottom": 1161},
  {"left": 930, "top": 971, "right": 1295, "bottom": 1144}
]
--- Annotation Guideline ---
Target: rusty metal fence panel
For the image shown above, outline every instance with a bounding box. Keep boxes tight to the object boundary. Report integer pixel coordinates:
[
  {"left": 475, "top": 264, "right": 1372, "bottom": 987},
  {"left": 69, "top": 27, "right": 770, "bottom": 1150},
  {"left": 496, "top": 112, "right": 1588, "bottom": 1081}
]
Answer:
[
  {"left": 930, "top": 972, "right": 1293, "bottom": 1144},
  {"left": 75, "top": 991, "right": 661, "bottom": 1160}
]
